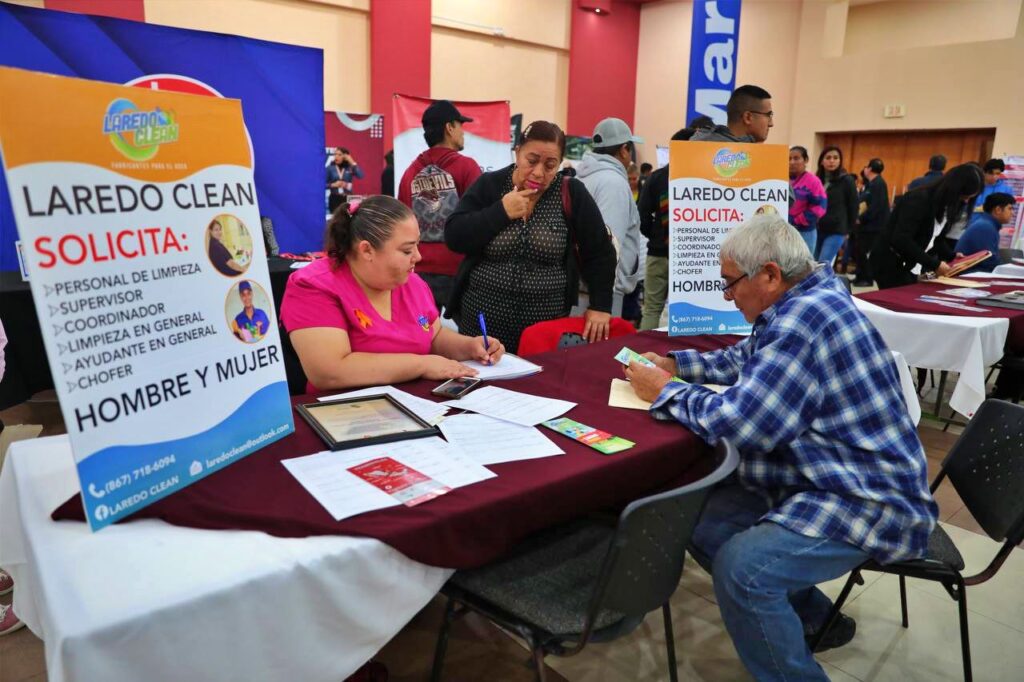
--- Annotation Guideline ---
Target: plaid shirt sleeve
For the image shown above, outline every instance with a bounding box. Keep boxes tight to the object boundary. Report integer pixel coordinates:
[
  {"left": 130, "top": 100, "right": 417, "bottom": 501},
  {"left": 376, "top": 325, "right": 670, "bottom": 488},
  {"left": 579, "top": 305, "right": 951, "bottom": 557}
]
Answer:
[
  {"left": 654, "top": 327, "right": 824, "bottom": 453},
  {"left": 669, "top": 337, "right": 751, "bottom": 386}
]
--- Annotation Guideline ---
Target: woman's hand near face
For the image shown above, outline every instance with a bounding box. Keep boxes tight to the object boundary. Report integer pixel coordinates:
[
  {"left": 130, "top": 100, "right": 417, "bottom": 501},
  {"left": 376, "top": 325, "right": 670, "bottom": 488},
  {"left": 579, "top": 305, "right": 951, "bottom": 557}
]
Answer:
[
  {"left": 582, "top": 309, "right": 611, "bottom": 343},
  {"left": 502, "top": 187, "right": 537, "bottom": 220},
  {"left": 420, "top": 355, "right": 478, "bottom": 381}
]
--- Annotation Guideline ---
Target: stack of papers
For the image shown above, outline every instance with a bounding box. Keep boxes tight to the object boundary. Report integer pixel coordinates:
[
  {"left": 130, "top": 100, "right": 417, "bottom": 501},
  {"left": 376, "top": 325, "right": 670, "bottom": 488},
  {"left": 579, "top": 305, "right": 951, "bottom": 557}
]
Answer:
[
  {"left": 443, "top": 385, "right": 575, "bottom": 426},
  {"left": 438, "top": 414, "right": 564, "bottom": 465},
  {"left": 318, "top": 385, "right": 448, "bottom": 425},
  {"left": 281, "top": 437, "right": 494, "bottom": 521},
  {"left": 462, "top": 353, "right": 542, "bottom": 380}
]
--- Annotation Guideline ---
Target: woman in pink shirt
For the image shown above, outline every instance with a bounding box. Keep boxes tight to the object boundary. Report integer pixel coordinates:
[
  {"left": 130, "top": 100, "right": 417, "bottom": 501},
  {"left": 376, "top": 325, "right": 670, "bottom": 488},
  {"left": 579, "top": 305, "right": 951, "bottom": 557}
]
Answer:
[{"left": 282, "top": 196, "right": 504, "bottom": 390}]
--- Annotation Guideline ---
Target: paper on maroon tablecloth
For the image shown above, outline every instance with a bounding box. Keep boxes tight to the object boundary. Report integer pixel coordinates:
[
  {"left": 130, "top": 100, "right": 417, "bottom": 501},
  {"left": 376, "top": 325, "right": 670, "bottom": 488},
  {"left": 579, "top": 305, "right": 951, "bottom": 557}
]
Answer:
[{"left": 53, "top": 332, "right": 736, "bottom": 569}]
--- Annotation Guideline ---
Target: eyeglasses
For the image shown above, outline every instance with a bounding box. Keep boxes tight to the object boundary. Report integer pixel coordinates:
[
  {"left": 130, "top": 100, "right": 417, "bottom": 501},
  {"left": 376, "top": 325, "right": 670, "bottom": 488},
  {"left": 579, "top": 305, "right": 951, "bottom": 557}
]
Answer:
[
  {"left": 722, "top": 273, "right": 748, "bottom": 297},
  {"left": 748, "top": 110, "right": 774, "bottom": 120}
]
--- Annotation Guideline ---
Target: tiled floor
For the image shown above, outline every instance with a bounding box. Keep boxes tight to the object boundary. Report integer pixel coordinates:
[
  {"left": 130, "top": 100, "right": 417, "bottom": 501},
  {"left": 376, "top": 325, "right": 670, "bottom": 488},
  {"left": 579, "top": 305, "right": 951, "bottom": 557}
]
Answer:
[{"left": 2, "top": 377, "right": 1021, "bottom": 681}]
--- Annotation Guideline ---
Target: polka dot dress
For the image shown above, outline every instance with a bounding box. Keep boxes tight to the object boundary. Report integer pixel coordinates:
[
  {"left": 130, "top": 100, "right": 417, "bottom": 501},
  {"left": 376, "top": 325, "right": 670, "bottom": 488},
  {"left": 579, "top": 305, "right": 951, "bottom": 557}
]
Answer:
[{"left": 458, "top": 169, "right": 570, "bottom": 353}]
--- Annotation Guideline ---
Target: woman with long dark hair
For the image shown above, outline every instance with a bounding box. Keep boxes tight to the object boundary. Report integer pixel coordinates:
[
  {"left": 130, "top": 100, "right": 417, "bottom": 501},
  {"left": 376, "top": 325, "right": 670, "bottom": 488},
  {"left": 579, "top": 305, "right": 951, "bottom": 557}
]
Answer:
[
  {"left": 814, "top": 146, "right": 858, "bottom": 268},
  {"left": 870, "top": 164, "right": 983, "bottom": 289}
]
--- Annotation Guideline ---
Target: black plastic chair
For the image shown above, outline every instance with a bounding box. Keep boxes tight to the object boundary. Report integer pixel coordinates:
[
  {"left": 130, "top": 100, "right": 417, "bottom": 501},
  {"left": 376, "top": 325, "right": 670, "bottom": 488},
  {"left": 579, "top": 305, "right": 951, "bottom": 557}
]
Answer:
[
  {"left": 998, "top": 247, "right": 1022, "bottom": 265},
  {"left": 430, "top": 439, "right": 740, "bottom": 682},
  {"left": 810, "top": 399, "right": 1024, "bottom": 681}
]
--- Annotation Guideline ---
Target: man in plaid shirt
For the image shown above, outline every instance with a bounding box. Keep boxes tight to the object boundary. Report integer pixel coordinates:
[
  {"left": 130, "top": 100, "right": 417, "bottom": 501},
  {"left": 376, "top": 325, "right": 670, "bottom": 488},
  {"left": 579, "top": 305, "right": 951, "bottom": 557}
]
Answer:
[{"left": 627, "top": 215, "right": 937, "bottom": 681}]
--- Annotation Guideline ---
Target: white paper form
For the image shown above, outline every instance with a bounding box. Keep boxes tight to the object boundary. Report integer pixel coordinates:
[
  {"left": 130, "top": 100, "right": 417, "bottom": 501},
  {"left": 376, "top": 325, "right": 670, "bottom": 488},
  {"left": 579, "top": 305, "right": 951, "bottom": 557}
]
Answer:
[
  {"left": 318, "top": 386, "right": 448, "bottom": 425},
  {"left": 438, "top": 414, "right": 564, "bottom": 466},
  {"left": 462, "top": 354, "right": 543, "bottom": 380},
  {"left": 443, "top": 386, "right": 575, "bottom": 426},
  {"left": 281, "top": 437, "right": 495, "bottom": 521}
]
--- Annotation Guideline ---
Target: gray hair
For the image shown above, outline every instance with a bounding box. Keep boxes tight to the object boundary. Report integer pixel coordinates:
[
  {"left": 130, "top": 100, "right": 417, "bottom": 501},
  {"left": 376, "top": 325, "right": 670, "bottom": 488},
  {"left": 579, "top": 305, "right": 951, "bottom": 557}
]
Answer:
[{"left": 720, "top": 214, "right": 816, "bottom": 281}]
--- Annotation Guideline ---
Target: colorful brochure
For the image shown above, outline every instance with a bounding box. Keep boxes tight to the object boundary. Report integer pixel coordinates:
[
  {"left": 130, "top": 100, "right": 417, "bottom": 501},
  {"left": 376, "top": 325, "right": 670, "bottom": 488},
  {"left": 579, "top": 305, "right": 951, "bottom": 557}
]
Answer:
[
  {"left": 348, "top": 456, "right": 450, "bottom": 507},
  {"left": 542, "top": 417, "right": 635, "bottom": 455}
]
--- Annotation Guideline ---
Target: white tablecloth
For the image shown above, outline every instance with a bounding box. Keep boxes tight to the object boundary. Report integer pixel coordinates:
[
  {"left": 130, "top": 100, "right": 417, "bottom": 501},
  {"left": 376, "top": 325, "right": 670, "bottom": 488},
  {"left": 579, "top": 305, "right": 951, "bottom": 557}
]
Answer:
[
  {"left": 0, "top": 436, "right": 451, "bottom": 682},
  {"left": 854, "top": 298, "right": 1008, "bottom": 417}
]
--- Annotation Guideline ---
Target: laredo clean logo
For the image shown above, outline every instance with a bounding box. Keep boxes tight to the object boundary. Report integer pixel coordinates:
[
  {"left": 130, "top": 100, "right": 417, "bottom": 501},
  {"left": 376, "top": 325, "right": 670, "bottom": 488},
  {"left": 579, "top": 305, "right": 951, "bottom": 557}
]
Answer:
[
  {"left": 712, "top": 147, "right": 751, "bottom": 178},
  {"left": 102, "top": 98, "right": 179, "bottom": 161}
]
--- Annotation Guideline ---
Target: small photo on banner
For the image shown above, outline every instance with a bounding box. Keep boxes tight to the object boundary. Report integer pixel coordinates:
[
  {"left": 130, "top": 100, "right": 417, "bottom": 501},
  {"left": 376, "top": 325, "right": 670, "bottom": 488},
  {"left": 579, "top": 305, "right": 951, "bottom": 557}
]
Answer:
[
  {"left": 391, "top": 94, "right": 512, "bottom": 198},
  {"left": 324, "top": 112, "right": 386, "bottom": 204},
  {"left": 668, "top": 141, "right": 788, "bottom": 336}
]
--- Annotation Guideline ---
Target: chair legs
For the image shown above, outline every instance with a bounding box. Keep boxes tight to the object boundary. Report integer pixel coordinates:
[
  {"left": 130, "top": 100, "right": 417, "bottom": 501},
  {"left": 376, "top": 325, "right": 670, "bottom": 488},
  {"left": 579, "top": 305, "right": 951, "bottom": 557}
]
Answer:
[
  {"left": 523, "top": 631, "right": 548, "bottom": 682},
  {"left": 662, "top": 603, "right": 679, "bottom": 682},
  {"left": 954, "top": 578, "right": 973, "bottom": 682},
  {"left": 809, "top": 569, "right": 862, "bottom": 652},
  {"left": 899, "top": 575, "right": 909, "bottom": 628},
  {"left": 430, "top": 597, "right": 457, "bottom": 682}
]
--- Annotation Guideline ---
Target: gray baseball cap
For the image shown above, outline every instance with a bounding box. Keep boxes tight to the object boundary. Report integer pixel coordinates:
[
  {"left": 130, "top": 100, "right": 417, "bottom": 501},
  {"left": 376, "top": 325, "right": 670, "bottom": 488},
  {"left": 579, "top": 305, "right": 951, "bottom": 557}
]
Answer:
[{"left": 592, "top": 117, "right": 643, "bottom": 147}]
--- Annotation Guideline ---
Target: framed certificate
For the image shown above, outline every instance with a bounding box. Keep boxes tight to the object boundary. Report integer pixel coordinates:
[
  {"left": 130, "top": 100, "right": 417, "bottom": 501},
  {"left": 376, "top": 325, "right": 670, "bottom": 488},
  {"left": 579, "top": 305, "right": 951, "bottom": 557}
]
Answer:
[{"left": 295, "top": 394, "right": 438, "bottom": 451}]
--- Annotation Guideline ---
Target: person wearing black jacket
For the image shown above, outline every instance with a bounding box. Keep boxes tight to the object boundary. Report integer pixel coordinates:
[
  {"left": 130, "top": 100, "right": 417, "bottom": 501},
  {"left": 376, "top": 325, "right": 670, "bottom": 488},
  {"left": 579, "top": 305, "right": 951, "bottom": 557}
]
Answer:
[
  {"left": 445, "top": 120, "right": 616, "bottom": 353},
  {"left": 814, "top": 146, "right": 858, "bottom": 267},
  {"left": 852, "top": 158, "right": 890, "bottom": 286},
  {"left": 636, "top": 118, "right": 713, "bottom": 330},
  {"left": 870, "top": 164, "right": 983, "bottom": 289}
]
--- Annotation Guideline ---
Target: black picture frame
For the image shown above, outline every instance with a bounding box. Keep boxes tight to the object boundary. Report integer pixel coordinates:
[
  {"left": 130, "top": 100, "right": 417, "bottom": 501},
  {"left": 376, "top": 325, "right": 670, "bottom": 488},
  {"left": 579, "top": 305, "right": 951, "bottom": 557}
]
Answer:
[{"left": 295, "top": 393, "right": 439, "bottom": 451}]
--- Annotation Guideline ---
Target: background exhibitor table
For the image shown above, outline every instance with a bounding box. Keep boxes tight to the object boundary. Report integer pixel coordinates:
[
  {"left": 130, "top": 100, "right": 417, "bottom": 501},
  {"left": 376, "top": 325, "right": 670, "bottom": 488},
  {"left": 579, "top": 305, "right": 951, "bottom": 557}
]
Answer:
[
  {"left": 1, "top": 332, "right": 720, "bottom": 682},
  {"left": 853, "top": 295, "right": 1008, "bottom": 418}
]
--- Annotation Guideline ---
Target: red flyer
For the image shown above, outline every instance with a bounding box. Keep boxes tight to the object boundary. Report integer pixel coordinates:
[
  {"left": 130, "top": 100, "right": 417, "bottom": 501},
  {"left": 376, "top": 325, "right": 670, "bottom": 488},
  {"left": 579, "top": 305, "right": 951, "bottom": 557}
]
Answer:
[{"left": 348, "top": 457, "right": 451, "bottom": 507}]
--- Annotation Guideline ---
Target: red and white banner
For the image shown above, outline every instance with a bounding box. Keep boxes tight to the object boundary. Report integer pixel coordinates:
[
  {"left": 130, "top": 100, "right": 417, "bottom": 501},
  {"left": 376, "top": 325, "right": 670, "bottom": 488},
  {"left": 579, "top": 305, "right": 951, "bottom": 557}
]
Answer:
[
  {"left": 392, "top": 94, "right": 511, "bottom": 197},
  {"left": 324, "top": 112, "right": 386, "bottom": 198}
]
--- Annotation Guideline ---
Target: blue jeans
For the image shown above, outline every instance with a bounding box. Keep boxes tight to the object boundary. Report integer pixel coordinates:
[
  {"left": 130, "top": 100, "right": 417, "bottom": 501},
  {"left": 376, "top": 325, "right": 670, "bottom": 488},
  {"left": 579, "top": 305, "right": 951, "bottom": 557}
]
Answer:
[
  {"left": 815, "top": 234, "right": 845, "bottom": 267},
  {"left": 797, "top": 228, "right": 817, "bottom": 256},
  {"left": 690, "top": 483, "right": 869, "bottom": 681}
]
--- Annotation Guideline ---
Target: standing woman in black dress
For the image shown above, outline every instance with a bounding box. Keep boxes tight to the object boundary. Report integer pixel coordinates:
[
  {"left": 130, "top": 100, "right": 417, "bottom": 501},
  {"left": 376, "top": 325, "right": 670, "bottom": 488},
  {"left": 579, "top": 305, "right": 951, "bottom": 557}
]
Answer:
[
  {"left": 444, "top": 121, "right": 616, "bottom": 353},
  {"left": 870, "top": 164, "right": 983, "bottom": 289}
]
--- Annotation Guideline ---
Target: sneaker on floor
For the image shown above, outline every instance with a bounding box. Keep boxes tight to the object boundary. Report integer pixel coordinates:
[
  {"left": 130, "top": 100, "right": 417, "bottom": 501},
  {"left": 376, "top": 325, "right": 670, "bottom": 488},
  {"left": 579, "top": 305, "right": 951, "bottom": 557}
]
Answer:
[
  {"left": 806, "top": 612, "right": 856, "bottom": 652},
  {"left": 0, "top": 569, "right": 12, "bottom": 596},
  {"left": 0, "top": 603, "right": 26, "bottom": 636}
]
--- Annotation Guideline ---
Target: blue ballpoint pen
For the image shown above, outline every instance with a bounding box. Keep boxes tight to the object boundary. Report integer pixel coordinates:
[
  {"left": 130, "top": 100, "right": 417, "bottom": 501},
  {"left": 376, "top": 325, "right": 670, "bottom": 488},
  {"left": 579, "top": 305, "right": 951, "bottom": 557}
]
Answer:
[{"left": 478, "top": 312, "right": 490, "bottom": 365}]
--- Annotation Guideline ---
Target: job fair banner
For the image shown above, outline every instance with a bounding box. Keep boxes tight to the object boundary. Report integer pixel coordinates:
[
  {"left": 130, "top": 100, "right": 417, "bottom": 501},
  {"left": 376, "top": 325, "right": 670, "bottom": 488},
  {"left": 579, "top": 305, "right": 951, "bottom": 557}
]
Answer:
[
  {"left": 686, "top": 0, "right": 742, "bottom": 126},
  {"left": 392, "top": 94, "right": 512, "bottom": 196},
  {"left": 0, "top": 67, "right": 294, "bottom": 530},
  {"left": 668, "top": 140, "right": 787, "bottom": 336}
]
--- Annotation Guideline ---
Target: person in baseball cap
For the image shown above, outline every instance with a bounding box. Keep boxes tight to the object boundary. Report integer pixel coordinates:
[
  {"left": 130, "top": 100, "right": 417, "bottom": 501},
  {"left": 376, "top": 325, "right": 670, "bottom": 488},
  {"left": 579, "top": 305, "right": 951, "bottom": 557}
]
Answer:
[
  {"left": 232, "top": 280, "right": 270, "bottom": 342},
  {"left": 591, "top": 117, "right": 644, "bottom": 148},
  {"left": 577, "top": 117, "right": 647, "bottom": 322},
  {"left": 421, "top": 100, "right": 473, "bottom": 150}
]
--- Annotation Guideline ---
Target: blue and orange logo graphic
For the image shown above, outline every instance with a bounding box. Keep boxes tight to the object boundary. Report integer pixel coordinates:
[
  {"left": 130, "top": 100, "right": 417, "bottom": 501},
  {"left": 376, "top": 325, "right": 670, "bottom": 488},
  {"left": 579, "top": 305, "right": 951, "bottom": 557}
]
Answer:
[
  {"left": 712, "top": 148, "right": 751, "bottom": 178},
  {"left": 417, "top": 315, "right": 430, "bottom": 332},
  {"left": 102, "top": 98, "right": 179, "bottom": 161}
]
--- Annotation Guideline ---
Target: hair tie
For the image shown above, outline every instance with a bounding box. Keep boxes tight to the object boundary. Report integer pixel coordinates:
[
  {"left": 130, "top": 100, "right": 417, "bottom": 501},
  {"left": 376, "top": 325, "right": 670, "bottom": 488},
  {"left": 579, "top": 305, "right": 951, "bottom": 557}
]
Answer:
[{"left": 348, "top": 200, "right": 361, "bottom": 215}]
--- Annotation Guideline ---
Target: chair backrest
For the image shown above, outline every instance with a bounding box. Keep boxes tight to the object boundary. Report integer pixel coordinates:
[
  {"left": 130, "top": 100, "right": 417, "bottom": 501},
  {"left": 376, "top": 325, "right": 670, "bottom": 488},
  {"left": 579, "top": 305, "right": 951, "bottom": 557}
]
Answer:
[
  {"left": 517, "top": 316, "right": 637, "bottom": 356},
  {"left": 998, "top": 248, "right": 1023, "bottom": 265},
  {"left": 582, "top": 439, "right": 740, "bottom": 630},
  {"left": 943, "top": 399, "right": 1024, "bottom": 543}
]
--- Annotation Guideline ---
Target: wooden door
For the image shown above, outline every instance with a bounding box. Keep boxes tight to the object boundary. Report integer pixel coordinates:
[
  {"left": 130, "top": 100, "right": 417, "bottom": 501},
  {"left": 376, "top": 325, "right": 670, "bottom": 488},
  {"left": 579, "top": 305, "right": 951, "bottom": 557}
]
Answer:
[{"left": 821, "top": 129, "right": 995, "bottom": 199}]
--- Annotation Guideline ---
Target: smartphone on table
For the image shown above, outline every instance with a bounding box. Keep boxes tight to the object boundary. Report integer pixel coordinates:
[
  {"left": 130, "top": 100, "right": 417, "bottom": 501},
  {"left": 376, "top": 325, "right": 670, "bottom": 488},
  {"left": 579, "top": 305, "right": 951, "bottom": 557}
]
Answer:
[{"left": 431, "top": 377, "right": 482, "bottom": 399}]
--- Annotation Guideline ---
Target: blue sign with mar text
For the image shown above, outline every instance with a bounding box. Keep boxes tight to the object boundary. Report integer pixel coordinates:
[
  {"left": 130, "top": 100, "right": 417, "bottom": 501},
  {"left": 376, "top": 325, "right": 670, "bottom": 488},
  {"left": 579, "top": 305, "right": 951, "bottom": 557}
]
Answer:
[{"left": 686, "top": 0, "right": 742, "bottom": 127}]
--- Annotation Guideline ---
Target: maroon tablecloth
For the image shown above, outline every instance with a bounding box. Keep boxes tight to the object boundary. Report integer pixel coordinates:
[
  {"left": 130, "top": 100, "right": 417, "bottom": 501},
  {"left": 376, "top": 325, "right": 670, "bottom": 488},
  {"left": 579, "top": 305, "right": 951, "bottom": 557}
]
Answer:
[
  {"left": 53, "top": 331, "right": 738, "bottom": 569},
  {"left": 858, "top": 281, "right": 1024, "bottom": 354}
]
